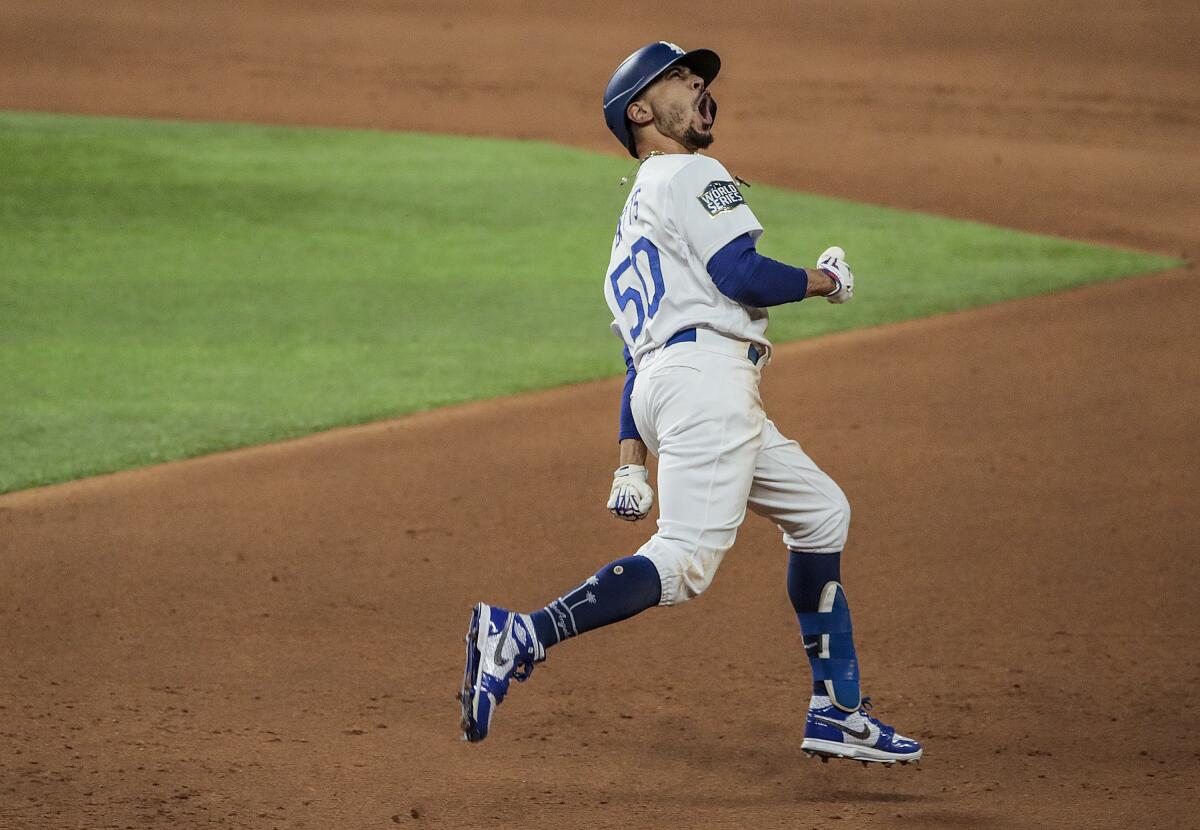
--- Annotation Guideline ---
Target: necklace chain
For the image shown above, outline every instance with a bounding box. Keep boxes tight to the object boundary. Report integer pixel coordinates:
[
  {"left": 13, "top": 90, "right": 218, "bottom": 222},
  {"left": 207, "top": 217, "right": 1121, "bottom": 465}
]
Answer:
[{"left": 619, "top": 149, "right": 696, "bottom": 186}]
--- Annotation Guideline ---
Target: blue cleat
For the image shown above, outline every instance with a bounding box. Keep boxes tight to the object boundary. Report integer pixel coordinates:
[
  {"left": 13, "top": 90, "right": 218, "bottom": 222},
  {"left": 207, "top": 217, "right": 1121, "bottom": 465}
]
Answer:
[
  {"left": 458, "top": 602, "right": 543, "bottom": 743},
  {"left": 801, "top": 696, "right": 923, "bottom": 765}
]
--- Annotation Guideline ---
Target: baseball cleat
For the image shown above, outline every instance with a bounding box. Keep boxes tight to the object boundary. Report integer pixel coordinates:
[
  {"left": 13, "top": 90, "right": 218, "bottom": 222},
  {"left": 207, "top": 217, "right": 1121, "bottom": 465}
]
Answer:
[
  {"left": 800, "top": 696, "right": 922, "bottom": 764},
  {"left": 458, "top": 602, "right": 543, "bottom": 743}
]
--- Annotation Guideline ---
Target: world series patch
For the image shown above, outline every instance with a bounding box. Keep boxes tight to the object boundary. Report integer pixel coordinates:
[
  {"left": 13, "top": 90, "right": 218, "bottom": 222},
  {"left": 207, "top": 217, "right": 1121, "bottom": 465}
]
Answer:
[{"left": 698, "top": 180, "right": 746, "bottom": 216}]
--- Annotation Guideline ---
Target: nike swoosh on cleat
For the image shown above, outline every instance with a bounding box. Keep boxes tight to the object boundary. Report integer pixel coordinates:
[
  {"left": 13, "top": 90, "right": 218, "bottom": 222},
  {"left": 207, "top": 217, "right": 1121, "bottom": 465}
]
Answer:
[
  {"left": 493, "top": 618, "right": 512, "bottom": 667},
  {"left": 812, "top": 714, "right": 871, "bottom": 741}
]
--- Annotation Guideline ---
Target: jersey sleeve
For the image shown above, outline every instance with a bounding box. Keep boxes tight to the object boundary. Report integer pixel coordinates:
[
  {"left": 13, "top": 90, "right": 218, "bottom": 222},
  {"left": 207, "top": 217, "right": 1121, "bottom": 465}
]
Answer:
[{"left": 668, "top": 156, "right": 764, "bottom": 267}]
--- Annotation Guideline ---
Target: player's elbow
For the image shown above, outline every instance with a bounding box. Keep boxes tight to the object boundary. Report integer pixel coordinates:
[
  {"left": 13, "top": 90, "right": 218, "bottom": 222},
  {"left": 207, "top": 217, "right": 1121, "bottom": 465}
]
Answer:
[{"left": 708, "top": 245, "right": 760, "bottom": 305}]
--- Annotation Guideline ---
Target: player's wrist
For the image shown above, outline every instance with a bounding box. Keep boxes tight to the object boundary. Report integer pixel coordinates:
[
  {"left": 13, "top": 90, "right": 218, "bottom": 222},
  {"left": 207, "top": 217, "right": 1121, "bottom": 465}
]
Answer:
[
  {"left": 614, "top": 463, "right": 648, "bottom": 481},
  {"left": 803, "top": 267, "right": 838, "bottom": 299},
  {"left": 617, "top": 438, "right": 648, "bottom": 467},
  {"left": 819, "top": 267, "right": 843, "bottom": 297}
]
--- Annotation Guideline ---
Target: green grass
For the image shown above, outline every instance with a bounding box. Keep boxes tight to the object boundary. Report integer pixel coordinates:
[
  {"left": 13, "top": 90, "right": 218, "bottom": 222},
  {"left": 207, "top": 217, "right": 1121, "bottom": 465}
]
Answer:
[{"left": 0, "top": 111, "right": 1180, "bottom": 493}]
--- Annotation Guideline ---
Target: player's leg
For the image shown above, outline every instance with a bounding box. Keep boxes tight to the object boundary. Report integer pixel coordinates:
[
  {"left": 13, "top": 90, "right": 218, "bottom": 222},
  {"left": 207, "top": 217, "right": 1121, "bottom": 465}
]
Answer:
[
  {"left": 521, "top": 347, "right": 763, "bottom": 646},
  {"left": 746, "top": 418, "right": 922, "bottom": 763},
  {"left": 629, "top": 345, "right": 764, "bottom": 606},
  {"left": 523, "top": 345, "right": 764, "bottom": 649},
  {"left": 745, "top": 420, "right": 855, "bottom": 706},
  {"left": 461, "top": 346, "right": 763, "bottom": 742},
  {"left": 458, "top": 555, "right": 661, "bottom": 742}
]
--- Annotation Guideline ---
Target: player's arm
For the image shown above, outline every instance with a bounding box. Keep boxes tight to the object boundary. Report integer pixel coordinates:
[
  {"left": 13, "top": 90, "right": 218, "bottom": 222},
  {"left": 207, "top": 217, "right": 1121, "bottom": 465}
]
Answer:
[
  {"left": 618, "top": 438, "right": 648, "bottom": 467},
  {"left": 608, "top": 347, "right": 653, "bottom": 521},
  {"left": 666, "top": 158, "right": 849, "bottom": 304},
  {"left": 706, "top": 234, "right": 853, "bottom": 305}
]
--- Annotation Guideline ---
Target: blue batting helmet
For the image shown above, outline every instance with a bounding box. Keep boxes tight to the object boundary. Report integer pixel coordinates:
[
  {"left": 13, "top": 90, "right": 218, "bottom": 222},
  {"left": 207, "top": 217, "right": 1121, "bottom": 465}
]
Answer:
[{"left": 603, "top": 41, "right": 721, "bottom": 158}]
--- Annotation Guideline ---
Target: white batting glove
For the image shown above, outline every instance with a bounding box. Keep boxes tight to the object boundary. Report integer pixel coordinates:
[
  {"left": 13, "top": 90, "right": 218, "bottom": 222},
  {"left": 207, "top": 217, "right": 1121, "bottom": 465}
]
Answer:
[
  {"left": 817, "top": 246, "right": 855, "bottom": 304},
  {"left": 607, "top": 464, "right": 654, "bottom": 521}
]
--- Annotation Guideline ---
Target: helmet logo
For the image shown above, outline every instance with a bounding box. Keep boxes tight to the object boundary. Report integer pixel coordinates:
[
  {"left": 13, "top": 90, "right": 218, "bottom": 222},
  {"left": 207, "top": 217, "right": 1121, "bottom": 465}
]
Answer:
[{"left": 660, "top": 41, "right": 685, "bottom": 55}]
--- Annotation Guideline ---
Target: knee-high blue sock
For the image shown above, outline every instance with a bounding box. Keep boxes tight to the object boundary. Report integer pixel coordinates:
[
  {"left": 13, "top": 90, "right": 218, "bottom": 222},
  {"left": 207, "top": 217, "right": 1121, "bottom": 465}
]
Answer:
[
  {"left": 529, "top": 555, "right": 661, "bottom": 650},
  {"left": 787, "top": 550, "right": 854, "bottom": 699}
]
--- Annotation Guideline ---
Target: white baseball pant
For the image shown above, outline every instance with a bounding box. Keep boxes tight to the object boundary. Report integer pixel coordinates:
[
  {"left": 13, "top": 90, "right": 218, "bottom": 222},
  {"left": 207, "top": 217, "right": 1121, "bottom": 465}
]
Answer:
[{"left": 630, "top": 329, "right": 851, "bottom": 606}]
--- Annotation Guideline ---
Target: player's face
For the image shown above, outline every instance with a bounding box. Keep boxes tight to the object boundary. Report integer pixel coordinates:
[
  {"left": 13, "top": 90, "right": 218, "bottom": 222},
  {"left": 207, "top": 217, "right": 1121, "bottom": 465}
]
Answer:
[{"left": 640, "top": 64, "right": 716, "bottom": 151}]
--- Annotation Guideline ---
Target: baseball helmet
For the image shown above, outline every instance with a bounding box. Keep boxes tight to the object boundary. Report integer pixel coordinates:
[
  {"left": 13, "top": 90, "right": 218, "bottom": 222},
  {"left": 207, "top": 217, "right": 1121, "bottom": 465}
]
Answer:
[{"left": 603, "top": 41, "right": 721, "bottom": 158}]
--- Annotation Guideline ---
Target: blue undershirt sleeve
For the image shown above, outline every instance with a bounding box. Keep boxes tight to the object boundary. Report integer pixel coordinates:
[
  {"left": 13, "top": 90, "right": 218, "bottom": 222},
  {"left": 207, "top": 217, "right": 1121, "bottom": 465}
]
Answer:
[
  {"left": 618, "top": 346, "right": 641, "bottom": 442},
  {"left": 707, "top": 233, "right": 810, "bottom": 307}
]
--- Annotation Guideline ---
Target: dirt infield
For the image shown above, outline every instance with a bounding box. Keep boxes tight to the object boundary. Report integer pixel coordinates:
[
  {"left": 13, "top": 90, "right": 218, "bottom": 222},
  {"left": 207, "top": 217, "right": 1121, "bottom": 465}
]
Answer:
[{"left": 1, "top": 2, "right": 1197, "bottom": 828}]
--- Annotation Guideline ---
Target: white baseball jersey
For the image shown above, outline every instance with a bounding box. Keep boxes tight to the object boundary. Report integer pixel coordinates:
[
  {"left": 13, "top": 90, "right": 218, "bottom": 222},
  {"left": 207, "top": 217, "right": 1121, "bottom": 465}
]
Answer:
[{"left": 603, "top": 153, "right": 768, "bottom": 370}]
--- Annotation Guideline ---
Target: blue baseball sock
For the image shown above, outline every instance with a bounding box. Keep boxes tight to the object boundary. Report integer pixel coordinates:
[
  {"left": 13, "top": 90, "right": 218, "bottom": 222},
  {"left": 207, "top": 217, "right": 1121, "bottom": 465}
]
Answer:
[
  {"left": 787, "top": 549, "right": 844, "bottom": 697},
  {"left": 530, "top": 555, "right": 662, "bottom": 650}
]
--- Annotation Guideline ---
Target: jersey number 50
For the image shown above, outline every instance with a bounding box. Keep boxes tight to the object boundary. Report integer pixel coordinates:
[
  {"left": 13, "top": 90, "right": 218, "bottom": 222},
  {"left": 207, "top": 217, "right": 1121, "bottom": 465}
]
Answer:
[{"left": 609, "top": 237, "right": 665, "bottom": 340}]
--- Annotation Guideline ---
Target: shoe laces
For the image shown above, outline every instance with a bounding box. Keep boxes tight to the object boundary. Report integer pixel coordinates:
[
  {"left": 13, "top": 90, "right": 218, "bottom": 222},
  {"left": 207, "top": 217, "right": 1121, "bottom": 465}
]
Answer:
[
  {"left": 512, "top": 660, "right": 535, "bottom": 683},
  {"left": 857, "top": 697, "right": 896, "bottom": 738},
  {"left": 858, "top": 697, "right": 883, "bottom": 723},
  {"left": 509, "top": 616, "right": 538, "bottom": 682}
]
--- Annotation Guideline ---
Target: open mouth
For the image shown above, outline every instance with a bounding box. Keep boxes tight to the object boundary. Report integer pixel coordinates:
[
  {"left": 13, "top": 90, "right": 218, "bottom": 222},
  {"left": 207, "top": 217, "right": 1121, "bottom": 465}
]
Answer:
[{"left": 697, "top": 91, "right": 715, "bottom": 128}]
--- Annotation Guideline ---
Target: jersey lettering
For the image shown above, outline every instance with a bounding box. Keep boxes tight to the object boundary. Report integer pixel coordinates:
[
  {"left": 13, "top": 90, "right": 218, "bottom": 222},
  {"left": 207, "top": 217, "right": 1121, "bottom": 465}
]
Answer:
[
  {"left": 613, "top": 187, "right": 641, "bottom": 248},
  {"left": 608, "top": 236, "right": 665, "bottom": 339}
]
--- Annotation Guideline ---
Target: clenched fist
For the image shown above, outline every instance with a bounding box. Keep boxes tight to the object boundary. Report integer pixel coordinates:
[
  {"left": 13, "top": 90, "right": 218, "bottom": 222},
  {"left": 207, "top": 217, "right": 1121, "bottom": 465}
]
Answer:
[
  {"left": 817, "top": 246, "right": 855, "bottom": 304},
  {"left": 607, "top": 464, "right": 654, "bottom": 521}
]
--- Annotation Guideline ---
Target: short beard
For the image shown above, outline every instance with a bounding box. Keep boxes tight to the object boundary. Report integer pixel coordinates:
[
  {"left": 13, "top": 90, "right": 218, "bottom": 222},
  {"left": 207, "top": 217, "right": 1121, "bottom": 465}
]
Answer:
[
  {"left": 658, "top": 101, "right": 714, "bottom": 152},
  {"left": 681, "top": 125, "right": 714, "bottom": 151}
]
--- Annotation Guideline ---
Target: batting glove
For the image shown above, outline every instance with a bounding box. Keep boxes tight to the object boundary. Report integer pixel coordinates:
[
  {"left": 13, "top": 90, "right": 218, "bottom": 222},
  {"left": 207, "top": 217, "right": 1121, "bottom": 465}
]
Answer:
[
  {"left": 607, "top": 464, "right": 654, "bottom": 521},
  {"left": 817, "top": 246, "right": 855, "bottom": 304}
]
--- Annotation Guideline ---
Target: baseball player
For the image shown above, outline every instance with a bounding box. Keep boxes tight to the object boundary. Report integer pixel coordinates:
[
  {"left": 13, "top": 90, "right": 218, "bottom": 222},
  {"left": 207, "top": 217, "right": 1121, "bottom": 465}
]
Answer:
[{"left": 459, "top": 41, "right": 922, "bottom": 765}]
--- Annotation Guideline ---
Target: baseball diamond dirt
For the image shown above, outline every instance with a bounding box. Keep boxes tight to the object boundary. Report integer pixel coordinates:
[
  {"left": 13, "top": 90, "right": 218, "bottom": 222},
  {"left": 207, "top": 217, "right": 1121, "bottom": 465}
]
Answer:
[{"left": 1, "top": 1, "right": 1197, "bottom": 828}]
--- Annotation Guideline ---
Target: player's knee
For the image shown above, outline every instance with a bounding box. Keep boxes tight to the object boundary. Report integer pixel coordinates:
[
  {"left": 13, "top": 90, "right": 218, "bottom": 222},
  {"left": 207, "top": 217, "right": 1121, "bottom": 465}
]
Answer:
[
  {"left": 636, "top": 538, "right": 731, "bottom": 606},
  {"left": 830, "top": 489, "right": 851, "bottom": 543},
  {"left": 782, "top": 488, "right": 851, "bottom": 552}
]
